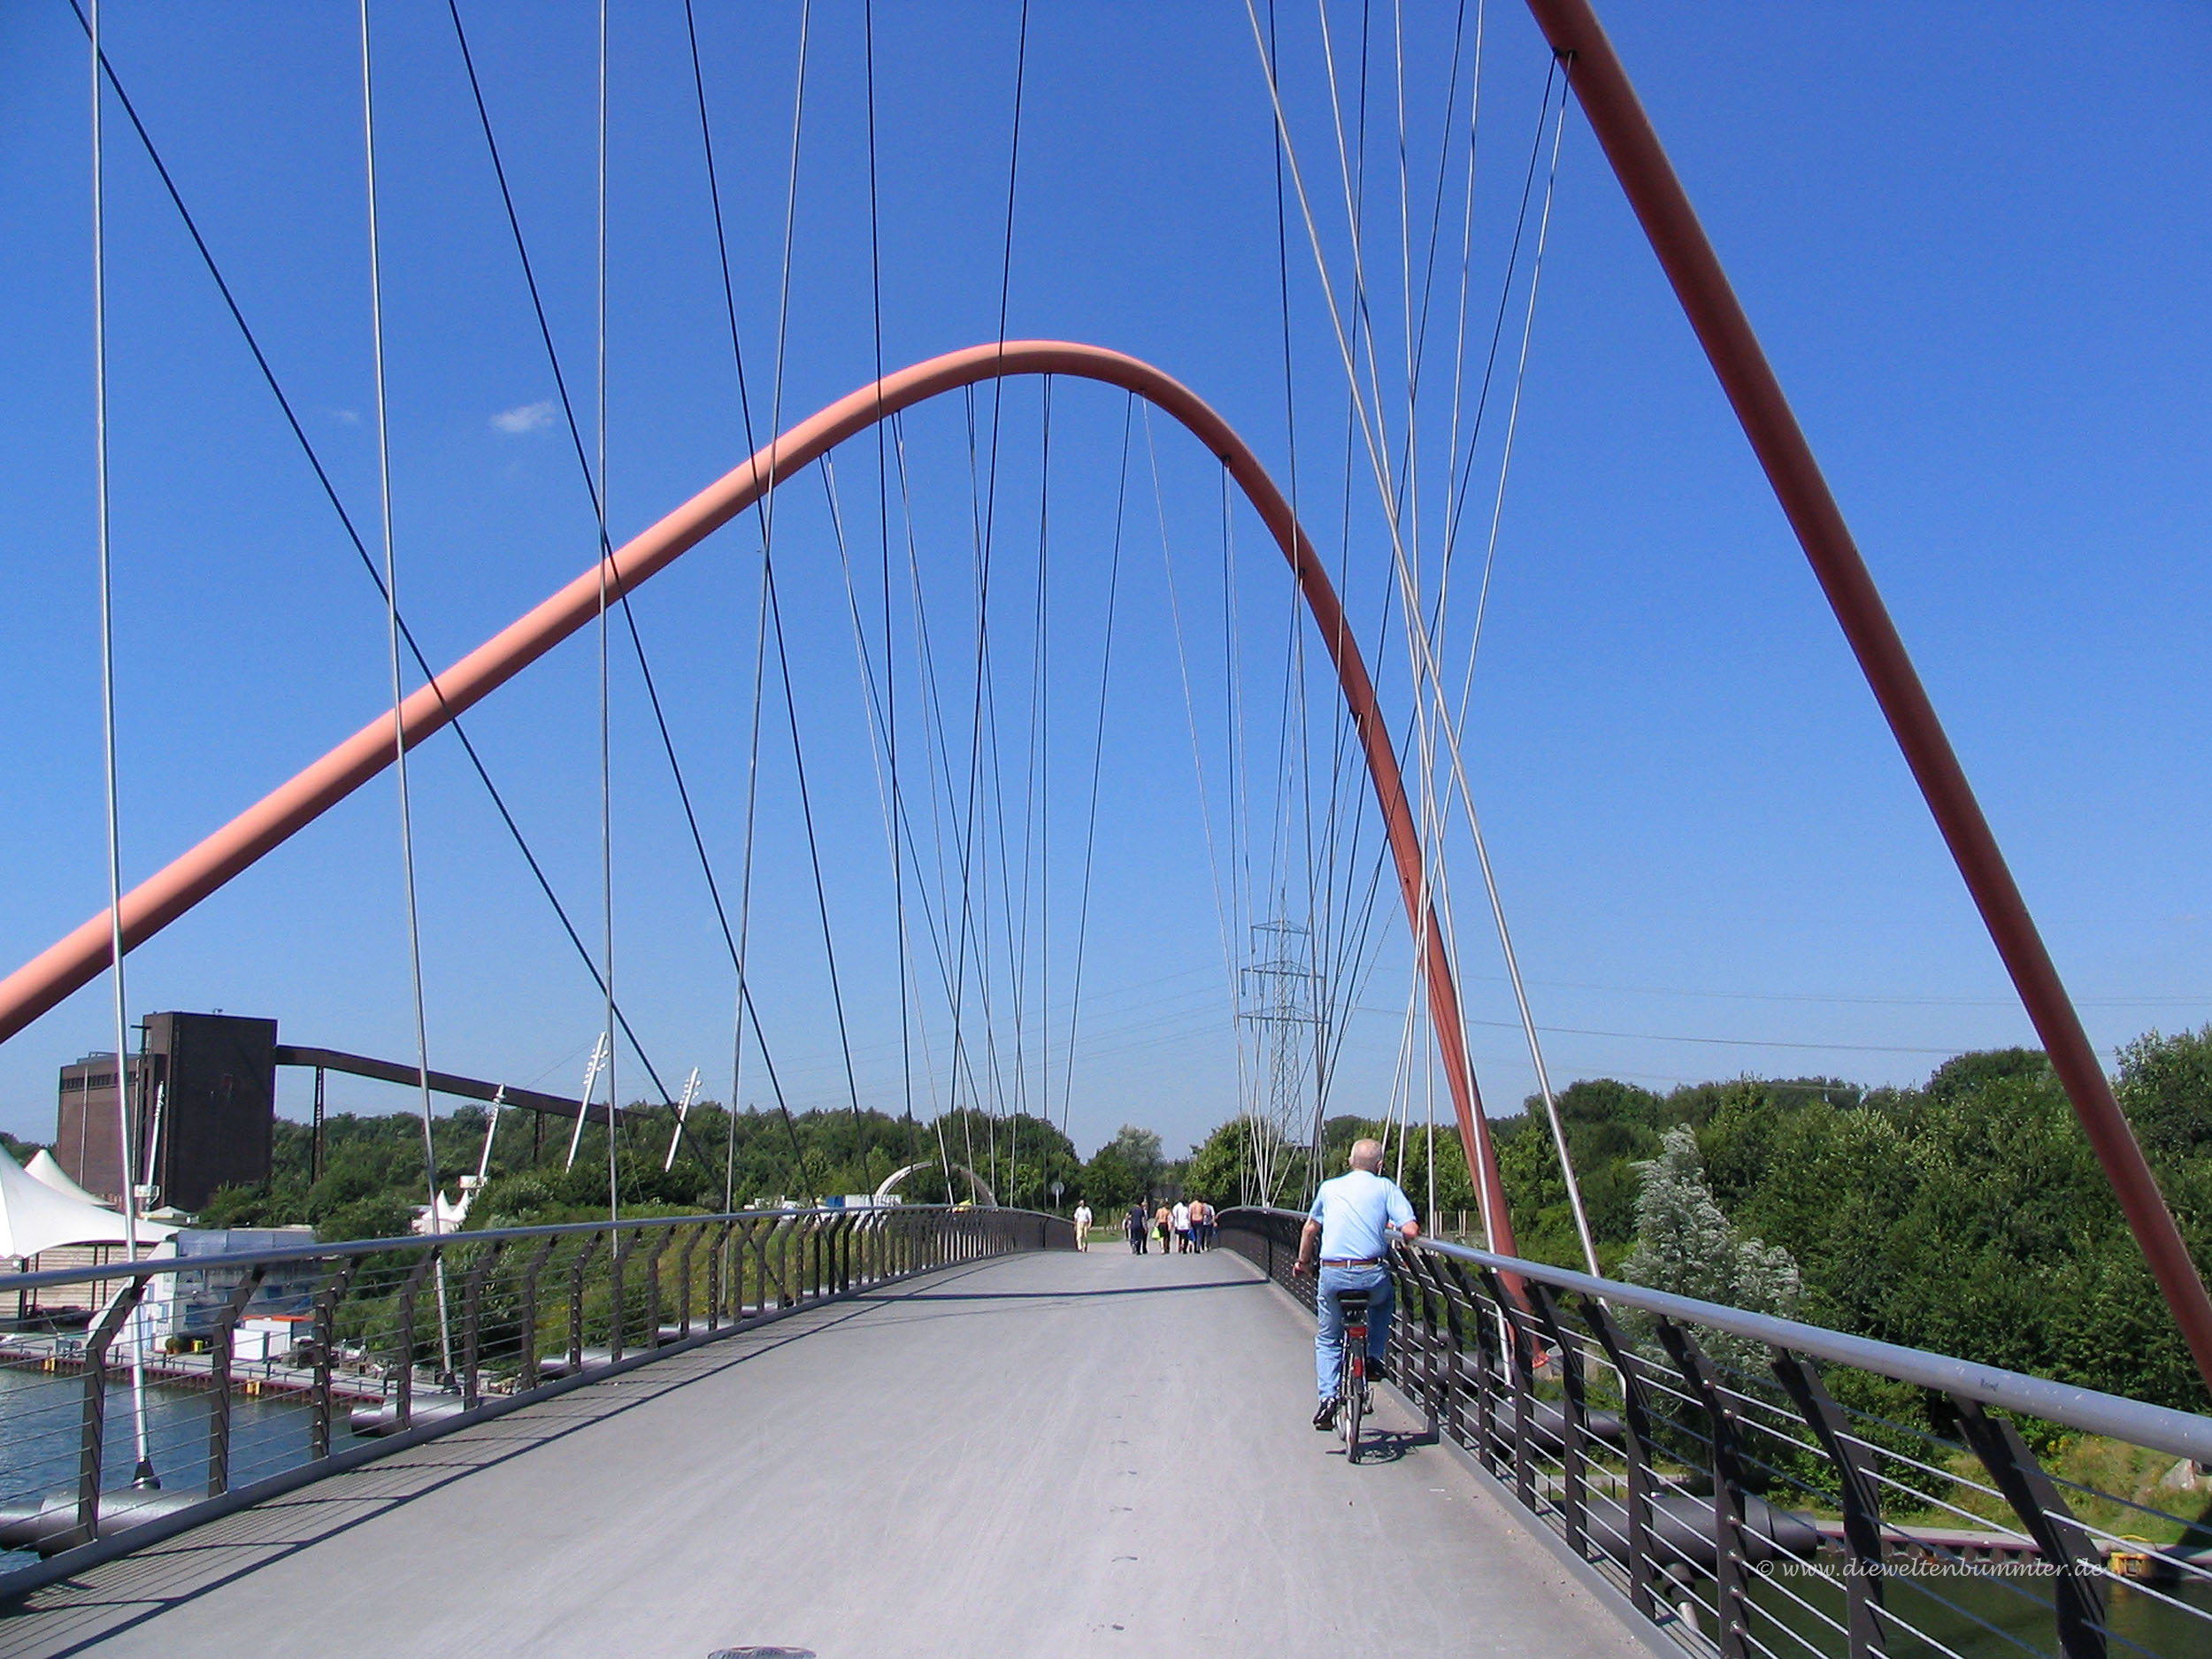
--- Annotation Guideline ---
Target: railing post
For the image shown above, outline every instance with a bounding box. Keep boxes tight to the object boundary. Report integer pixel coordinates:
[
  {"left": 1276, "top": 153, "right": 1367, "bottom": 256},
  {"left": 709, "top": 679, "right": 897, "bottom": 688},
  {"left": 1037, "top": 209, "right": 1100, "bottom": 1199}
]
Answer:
[
  {"left": 757, "top": 1217, "right": 785, "bottom": 1310},
  {"left": 1447, "top": 1259, "right": 1500, "bottom": 1474},
  {"left": 1397, "top": 1251, "right": 1443, "bottom": 1439},
  {"left": 73, "top": 1274, "right": 150, "bottom": 1548},
  {"left": 705, "top": 1219, "right": 737, "bottom": 1330},
  {"left": 516, "top": 1236, "right": 558, "bottom": 1392},
  {"left": 569, "top": 1231, "right": 604, "bottom": 1374},
  {"left": 674, "top": 1223, "right": 706, "bottom": 1339},
  {"left": 608, "top": 1231, "right": 634, "bottom": 1363},
  {"left": 206, "top": 1265, "right": 268, "bottom": 1496},
  {"left": 460, "top": 1240, "right": 505, "bottom": 1410},
  {"left": 392, "top": 1250, "right": 440, "bottom": 1431},
  {"left": 1952, "top": 1399, "right": 2107, "bottom": 1659},
  {"left": 311, "top": 1256, "right": 363, "bottom": 1459},
  {"left": 1771, "top": 1348, "right": 1887, "bottom": 1659},
  {"left": 1655, "top": 1317, "right": 1752, "bottom": 1659},
  {"left": 641, "top": 1227, "right": 675, "bottom": 1349},
  {"left": 1528, "top": 1281, "right": 1589, "bottom": 1560},
  {"left": 732, "top": 1219, "right": 757, "bottom": 1317},
  {"left": 1580, "top": 1293, "right": 1661, "bottom": 1622},
  {"left": 1430, "top": 1255, "right": 1472, "bottom": 1450},
  {"left": 1480, "top": 1268, "right": 1538, "bottom": 1509}
]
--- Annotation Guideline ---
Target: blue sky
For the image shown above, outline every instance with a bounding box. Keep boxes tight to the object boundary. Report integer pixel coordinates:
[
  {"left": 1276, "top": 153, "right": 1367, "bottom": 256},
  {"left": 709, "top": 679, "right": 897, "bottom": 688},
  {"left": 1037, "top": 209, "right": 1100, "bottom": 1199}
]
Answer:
[{"left": 2, "top": 2, "right": 2206, "bottom": 1164}]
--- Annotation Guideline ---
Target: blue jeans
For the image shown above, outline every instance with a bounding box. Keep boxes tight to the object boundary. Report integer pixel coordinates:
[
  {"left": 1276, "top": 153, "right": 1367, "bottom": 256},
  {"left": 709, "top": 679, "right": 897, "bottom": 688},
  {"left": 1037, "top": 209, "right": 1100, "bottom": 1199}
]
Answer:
[{"left": 1315, "top": 1263, "right": 1393, "bottom": 1402}]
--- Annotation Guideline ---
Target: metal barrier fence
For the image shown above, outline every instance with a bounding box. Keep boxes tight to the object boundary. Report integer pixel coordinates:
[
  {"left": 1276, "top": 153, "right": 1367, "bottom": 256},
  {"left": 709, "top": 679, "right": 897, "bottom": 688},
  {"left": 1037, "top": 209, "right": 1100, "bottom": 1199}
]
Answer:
[
  {"left": 1218, "top": 1207, "right": 2212, "bottom": 1659},
  {"left": 0, "top": 1203, "right": 1068, "bottom": 1597}
]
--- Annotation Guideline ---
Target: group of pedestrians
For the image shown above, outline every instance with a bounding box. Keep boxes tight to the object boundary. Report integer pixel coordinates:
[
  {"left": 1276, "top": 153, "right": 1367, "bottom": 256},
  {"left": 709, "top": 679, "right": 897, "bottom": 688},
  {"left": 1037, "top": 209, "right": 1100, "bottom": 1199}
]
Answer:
[
  {"left": 1118, "top": 1197, "right": 1215, "bottom": 1254},
  {"left": 1070, "top": 1197, "right": 1217, "bottom": 1253}
]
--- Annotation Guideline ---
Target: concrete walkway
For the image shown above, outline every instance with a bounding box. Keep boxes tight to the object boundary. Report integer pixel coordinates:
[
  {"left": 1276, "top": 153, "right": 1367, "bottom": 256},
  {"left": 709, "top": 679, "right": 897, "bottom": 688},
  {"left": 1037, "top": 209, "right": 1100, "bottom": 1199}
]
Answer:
[{"left": 0, "top": 1246, "right": 1651, "bottom": 1659}]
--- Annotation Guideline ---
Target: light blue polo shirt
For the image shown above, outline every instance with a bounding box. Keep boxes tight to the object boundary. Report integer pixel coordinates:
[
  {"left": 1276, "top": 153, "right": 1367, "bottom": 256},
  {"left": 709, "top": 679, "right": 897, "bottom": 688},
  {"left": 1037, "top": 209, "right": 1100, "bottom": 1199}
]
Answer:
[{"left": 1308, "top": 1168, "right": 1415, "bottom": 1261}]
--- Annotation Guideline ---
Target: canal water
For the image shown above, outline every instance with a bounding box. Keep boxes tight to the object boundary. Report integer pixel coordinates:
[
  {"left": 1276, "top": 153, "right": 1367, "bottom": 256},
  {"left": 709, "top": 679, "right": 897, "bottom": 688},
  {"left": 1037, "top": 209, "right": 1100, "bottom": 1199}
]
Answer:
[
  {"left": 0, "top": 1364, "right": 315, "bottom": 1571},
  {"left": 1728, "top": 1552, "right": 2212, "bottom": 1658}
]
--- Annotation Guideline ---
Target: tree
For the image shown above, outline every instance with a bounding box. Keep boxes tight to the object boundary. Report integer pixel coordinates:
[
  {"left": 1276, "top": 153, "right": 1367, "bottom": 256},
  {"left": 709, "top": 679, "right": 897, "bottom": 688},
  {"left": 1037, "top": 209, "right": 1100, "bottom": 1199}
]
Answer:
[
  {"left": 1102, "top": 1125, "right": 1163, "bottom": 1183},
  {"left": 1184, "top": 1118, "right": 1252, "bottom": 1209},
  {"left": 2118, "top": 1025, "right": 2212, "bottom": 1167},
  {"left": 1622, "top": 1127, "right": 1801, "bottom": 1373},
  {"left": 1079, "top": 1144, "right": 1143, "bottom": 1212}
]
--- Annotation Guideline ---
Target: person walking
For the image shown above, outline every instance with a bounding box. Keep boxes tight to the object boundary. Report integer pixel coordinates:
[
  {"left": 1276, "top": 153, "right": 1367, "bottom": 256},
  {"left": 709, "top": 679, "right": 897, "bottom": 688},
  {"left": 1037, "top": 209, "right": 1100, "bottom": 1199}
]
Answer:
[
  {"left": 1125, "top": 1202, "right": 1148, "bottom": 1255},
  {"left": 1072, "top": 1199, "right": 1094, "bottom": 1252},
  {"left": 1188, "top": 1197, "right": 1211, "bottom": 1250},
  {"left": 1155, "top": 1202, "right": 1173, "bottom": 1257},
  {"left": 1171, "top": 1199, "right": 1192, "bottom": 1253}
]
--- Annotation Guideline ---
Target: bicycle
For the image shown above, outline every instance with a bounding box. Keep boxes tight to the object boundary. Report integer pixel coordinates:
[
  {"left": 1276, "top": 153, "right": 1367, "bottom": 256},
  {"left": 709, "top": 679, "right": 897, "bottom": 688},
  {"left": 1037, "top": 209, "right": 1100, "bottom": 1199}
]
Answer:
[{"left": 1331, "top": 1286, "right": 1374, "bottom": 1463}]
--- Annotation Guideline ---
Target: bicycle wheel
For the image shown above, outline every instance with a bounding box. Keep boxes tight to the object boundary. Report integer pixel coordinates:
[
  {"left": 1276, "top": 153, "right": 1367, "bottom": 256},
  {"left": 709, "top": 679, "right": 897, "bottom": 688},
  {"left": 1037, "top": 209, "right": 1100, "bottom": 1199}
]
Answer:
[{"left": 1341, "top": 1354, "right": 1364, "bottom": 1463}]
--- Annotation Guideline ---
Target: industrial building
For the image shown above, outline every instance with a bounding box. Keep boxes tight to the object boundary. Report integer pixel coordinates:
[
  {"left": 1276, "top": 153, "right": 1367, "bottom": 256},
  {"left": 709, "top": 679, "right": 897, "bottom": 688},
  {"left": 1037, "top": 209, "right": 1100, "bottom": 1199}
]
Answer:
[{"left": 54, "top": 1012, "right": 276, "bottom": 1212}]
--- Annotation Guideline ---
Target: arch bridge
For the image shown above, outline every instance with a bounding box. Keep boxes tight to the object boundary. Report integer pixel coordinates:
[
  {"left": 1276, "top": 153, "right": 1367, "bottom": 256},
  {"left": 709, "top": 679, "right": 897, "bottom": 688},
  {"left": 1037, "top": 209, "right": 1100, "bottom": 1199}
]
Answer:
[{"left": 3, "top": 4, "right": 2207, "bottom": 1657}]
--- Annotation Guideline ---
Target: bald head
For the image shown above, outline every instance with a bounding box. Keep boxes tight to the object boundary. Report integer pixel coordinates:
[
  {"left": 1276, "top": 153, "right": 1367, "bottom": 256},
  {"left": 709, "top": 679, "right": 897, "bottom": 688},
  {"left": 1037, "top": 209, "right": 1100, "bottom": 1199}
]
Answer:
[{"left": 1348, "top": 1138, "right": 1384, "bottom": 1172}]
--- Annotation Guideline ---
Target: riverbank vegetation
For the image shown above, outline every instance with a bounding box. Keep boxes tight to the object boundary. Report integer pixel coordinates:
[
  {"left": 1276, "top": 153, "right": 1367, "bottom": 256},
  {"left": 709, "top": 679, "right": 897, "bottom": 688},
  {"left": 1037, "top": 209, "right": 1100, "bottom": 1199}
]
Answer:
[{"left": 16, "top": 1025, "right": 2202, "bottom": 1409}]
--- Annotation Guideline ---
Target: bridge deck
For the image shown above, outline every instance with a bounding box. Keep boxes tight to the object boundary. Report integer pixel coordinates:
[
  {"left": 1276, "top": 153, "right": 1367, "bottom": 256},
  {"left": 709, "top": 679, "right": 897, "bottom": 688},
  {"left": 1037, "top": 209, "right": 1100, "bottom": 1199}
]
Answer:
[{"left": 2, "top": 1247, "right": 1650, "bottom": 1659}]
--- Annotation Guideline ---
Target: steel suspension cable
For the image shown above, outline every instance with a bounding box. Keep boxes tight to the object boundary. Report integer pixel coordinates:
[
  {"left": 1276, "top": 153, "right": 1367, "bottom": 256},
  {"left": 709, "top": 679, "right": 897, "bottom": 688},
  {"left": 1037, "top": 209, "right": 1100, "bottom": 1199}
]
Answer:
[
  {"left": 972, "top": 0, "right": 1031, "bottom": 1192},
  {"left": 1007, "top": 379, "right": 1054, "bottom": 1193},
  {"left": 69, "top": 2, "right": 681, "bottom": 1132},
  {"left": 1263, "top": 2, "right": 1370, "bottom": 1167},
  {"left": 595, "top": 0, "right": 618, "bottom": 1220},
  {"left": 763, "top": 565, "right": 868, "bottom": 1128},
  {"left": 87, "top": 0, "right": 153, "bottom": 1488},
  {"left": 357, "top": 0, "right": 444, "bottom": 1279},
  {"left": 862, "top": 0, "right": 918, "bottom": 1178},
  {"left": 1146, "top": 410, "right": 1256, "bottom": 1139},
  {"left": 1252, "top": 9, "right": 1584, "bottom": 1257},
  {"left": 887, "top": 411, "right": 989, "bottom": 1196},
  {"left": 1056, "top": 396, "right": 1133, "bottom": 1138},
  {"left": 677, "top": 0, "right": 816, "bottom": 1202},
  {"left": 1417, "top": 71, "right": 1599, "bottom": 1272},
  {"left": 442, "top": 0, "right": 703, "bottom": 1125}
]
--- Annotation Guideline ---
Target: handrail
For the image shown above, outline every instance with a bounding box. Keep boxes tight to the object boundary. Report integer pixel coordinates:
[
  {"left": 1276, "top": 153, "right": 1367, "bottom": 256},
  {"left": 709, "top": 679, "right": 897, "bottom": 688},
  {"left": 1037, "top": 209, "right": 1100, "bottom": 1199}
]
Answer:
[
  {"left": 1416, "top": 1236, "right": 2212, "bottom": 1464},
  {"left": 1222, "top": 1206, "right": 2212, "bottom": 1461},
  {"left": 0, "top": 1202, "right": 993, "bottom": 1296},
  {"left": 0, "top": 1202, "right": 1071, "bottom": 1598},
  {"left": 1217, "top": 1204, "right": 2212, "bottom": 1659}
]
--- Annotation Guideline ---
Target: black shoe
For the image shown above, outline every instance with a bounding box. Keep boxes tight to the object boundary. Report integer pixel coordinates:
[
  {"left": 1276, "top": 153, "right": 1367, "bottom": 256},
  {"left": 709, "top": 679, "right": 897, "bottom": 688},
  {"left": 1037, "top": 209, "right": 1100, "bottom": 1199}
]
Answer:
[
  {"left": 1368, "top": 1356, "right": 1391, "bottom": 1384},
  {"left": 1313, "top": 1399, "right": 1339, "bottom": 1431}
]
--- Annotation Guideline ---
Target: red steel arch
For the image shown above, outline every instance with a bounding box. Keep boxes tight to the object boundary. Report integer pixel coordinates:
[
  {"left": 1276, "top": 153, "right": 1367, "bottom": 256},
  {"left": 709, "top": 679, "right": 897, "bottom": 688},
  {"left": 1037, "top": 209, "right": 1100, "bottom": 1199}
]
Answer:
[{"left": 0, "top": 340, "right": 1519, "bottom": 1252}]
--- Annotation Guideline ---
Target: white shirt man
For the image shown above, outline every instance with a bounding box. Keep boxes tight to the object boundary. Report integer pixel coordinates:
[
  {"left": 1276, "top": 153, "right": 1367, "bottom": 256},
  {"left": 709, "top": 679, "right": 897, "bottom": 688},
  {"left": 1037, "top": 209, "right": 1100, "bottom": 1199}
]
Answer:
[
  {"left": 1071, "top": 1201, "right": 1094, "bottom": 1251},
  {"left": 1294, "top": 1139, "right": 1420, "bottom": 1427},
  {"left": 1171, "top": 1200, "right": 1192, "bottom": 1252}
]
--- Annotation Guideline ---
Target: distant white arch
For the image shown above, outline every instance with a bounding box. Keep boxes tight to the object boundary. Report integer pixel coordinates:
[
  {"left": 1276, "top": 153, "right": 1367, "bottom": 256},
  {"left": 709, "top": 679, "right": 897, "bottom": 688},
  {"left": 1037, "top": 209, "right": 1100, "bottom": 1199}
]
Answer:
[{"left": 873, "top": 1162, "right": 996, "bottom": 1207}]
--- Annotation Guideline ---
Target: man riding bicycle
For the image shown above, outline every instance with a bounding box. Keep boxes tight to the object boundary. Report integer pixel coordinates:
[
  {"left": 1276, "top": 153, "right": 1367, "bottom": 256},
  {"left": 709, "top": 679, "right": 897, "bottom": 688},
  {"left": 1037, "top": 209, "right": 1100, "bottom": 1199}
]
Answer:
[{"left": 1293, "top": 1138, "right": 1420, "bottom": 1430}]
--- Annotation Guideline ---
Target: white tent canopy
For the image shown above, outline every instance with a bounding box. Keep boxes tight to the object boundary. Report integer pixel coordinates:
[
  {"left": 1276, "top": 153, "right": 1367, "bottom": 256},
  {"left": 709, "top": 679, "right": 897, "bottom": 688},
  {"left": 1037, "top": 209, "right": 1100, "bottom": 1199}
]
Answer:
[
  {"left": 0, "top": 1145, "right": 175, "bottom": 1258},
  {"left": 24, "top": 1148, "right": 106, "bottom": 1209}
]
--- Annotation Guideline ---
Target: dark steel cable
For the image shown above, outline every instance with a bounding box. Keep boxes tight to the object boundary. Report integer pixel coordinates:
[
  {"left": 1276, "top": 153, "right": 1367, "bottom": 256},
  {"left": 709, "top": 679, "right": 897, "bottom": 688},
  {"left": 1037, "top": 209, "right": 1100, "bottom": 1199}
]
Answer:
[
  {"left": 861, "top": 0, "right": 918, "bottom": 1179},
  {"left": 678, "top": 0, "right": 812, "bottom": 1200},
  {"left": 68, "top": 1, "right": 679, "bottom": 1124},
  {"left": 446, "top": 1, "right": 753, "bottom": 1183},
  {"left": 1056, "top": 396, "right": 1133, "bottom": 1134}
]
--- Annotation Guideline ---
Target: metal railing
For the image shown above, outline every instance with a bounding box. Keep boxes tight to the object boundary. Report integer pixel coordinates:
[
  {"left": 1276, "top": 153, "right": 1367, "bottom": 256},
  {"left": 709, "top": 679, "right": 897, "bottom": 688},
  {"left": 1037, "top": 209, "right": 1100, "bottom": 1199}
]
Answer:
[
  {"left": 0, "top": 1203, "right": 1068, "bottom": 1597},
  {"left": 1219, "top": 1207, "right": 2212, "bottom": 1659}
]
